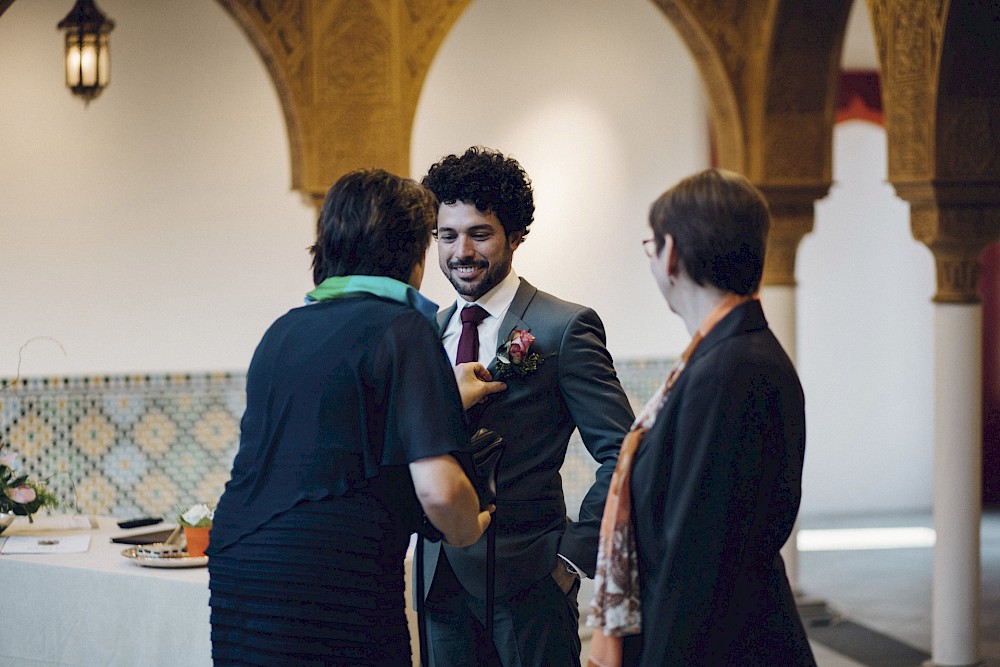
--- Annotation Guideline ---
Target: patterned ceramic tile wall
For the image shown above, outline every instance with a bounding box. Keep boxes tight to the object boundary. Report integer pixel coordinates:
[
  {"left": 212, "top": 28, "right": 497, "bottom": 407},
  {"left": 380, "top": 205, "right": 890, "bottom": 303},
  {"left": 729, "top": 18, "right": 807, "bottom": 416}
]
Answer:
[
  {"left": 0, "top": 373, "right": 245, "bottom": 518},
  {"left": 0, "top": 359, "right": 671, "bottom": 520},
  {"left": 562, "top": 358, "right": 674, "bottom": 520}
]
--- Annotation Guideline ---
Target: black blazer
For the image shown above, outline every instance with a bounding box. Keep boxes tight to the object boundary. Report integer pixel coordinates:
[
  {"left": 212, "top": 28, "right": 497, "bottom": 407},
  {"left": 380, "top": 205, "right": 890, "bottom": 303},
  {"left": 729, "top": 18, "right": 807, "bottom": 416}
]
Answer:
[
  {"left": 623, "top": 299, "right": 815, "bottom": 666},
  {"left": 421, "top": 278, "right": 634, "bottom": 600}
]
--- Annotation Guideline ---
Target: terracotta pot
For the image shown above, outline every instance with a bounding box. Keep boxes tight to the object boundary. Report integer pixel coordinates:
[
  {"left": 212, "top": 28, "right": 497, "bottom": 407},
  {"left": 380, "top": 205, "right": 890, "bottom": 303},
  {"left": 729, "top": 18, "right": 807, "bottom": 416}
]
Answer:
[{"left": 183, "top": 525, "right": 211, "bottom": 557}]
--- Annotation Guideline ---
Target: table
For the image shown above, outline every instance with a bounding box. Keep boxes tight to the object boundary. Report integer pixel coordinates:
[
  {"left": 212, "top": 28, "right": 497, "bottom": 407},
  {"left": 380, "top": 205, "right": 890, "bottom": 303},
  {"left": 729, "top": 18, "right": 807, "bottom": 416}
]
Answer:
[
  {"left": 0, "top": 515, "right": 420, "bottom": 666},
  {"left": 0, "top": 515, "right": 211, "bottom": 666}
]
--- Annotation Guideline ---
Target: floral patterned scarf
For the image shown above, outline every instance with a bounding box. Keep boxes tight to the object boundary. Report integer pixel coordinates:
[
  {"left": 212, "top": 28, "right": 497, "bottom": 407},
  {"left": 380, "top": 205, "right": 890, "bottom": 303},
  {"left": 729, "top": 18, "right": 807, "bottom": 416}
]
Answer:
[{"left": 586, "top": 294, "right": 751, "bottom": 667}]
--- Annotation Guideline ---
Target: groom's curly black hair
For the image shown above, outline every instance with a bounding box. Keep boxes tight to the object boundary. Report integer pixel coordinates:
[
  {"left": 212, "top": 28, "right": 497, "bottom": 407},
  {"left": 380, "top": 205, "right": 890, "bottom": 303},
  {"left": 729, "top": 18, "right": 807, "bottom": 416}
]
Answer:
[{"left": 421, "top": 146, "right": 535, "bottom": 239}]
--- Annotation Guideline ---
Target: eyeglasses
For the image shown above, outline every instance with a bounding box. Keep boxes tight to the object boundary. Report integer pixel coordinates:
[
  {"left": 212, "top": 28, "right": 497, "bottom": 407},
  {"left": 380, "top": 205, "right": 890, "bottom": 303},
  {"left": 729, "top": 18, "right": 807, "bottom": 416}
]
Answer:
[{"left": 642, "top": 238, "right": 658, "bottom": 258}]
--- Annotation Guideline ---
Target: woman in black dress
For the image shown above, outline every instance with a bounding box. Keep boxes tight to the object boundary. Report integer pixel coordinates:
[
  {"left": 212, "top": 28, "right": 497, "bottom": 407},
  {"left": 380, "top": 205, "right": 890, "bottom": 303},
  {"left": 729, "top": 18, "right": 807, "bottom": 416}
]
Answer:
[
  {"left": 207, "top": 169, "right": 501, "bottom": 665},
  {"left": 589, "top": 169, "right": 815, "bottom": 666}
]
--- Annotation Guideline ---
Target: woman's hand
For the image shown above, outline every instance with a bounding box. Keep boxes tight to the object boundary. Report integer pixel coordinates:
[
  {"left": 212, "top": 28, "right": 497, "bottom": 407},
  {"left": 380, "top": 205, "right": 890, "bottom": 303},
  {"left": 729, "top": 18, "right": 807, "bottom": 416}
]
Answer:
[
  {"left": 454, "top": 362, "right": 507, "bottom": 410},
  {"left": 411, "top": 455, "right": 492, "bottom": 547}
]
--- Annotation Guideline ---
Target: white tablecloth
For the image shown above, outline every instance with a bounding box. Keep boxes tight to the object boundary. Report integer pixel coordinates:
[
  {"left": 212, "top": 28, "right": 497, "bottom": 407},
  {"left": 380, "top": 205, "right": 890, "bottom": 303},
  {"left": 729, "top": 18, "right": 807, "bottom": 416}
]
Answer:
[
  {"left": 0, "top": 515, "right": 211, "bottom": 666},
  {"left": 0, "top": 515, "right": 420, "bottom": 666}
]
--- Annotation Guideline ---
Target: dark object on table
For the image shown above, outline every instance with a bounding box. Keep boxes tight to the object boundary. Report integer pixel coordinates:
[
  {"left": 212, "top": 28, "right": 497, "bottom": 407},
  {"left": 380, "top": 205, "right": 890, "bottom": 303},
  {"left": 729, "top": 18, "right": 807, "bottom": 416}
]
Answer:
[
  {"left": 111, "top": 528, "right": 176, "bottom": 545},
  {"left": 116, "top": 517, "right": 163, "bottom": 529}
]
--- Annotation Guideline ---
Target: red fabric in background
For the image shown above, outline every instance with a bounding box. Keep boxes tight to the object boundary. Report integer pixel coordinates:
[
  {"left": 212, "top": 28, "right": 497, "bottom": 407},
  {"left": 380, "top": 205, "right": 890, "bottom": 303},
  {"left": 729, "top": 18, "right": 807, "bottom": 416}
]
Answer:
[{"left": 836, "top": 70, "right": 883, "bottom": 125}]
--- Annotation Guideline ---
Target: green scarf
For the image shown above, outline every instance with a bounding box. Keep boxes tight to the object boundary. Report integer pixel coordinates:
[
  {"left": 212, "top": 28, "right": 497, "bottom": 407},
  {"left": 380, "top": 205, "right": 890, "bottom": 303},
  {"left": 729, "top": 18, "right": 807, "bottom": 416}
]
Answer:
[{"left": 306, "top": 275, "right": 440, "bottom": 328}]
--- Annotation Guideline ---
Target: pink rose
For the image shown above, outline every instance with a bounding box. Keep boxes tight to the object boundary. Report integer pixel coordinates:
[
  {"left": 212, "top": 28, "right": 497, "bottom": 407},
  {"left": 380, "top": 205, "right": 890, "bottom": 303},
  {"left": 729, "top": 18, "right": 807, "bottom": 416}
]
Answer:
[
  {"left": 508, "top": 330, "right": 536, "bottom": 364},
  {"left": 7, "top": 485, "right": 36, "bottom": 504}
]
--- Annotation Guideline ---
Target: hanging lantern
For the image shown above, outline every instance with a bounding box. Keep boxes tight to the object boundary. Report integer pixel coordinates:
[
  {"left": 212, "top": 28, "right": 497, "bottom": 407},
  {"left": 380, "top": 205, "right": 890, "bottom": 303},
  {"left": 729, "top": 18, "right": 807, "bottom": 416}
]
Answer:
[{"left": 57, "top": 0, "right": 115, "bottom": 104}]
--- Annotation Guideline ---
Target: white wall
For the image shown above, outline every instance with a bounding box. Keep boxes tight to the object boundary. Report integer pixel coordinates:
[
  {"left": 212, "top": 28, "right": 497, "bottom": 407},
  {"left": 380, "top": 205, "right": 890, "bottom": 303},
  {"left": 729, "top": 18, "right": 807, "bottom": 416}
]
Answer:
[
  {"left": 798, "top": 122, "right": 935, "bottom": 514},
  {"left": 0, "top": 0, "right": 934, "bottom": 515},
  {"left": 793, "top": 0, "right": 935, "bottom": 515},
  {"left": 0, "top": 0, "right": 315, "bottom": 376}
]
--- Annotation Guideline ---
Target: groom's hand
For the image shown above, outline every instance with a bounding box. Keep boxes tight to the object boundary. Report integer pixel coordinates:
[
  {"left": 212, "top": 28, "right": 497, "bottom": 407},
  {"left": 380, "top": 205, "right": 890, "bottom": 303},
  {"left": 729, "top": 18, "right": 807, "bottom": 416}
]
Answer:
[{"left": 551, "top": 560, "right": 579, "bottom": 595}]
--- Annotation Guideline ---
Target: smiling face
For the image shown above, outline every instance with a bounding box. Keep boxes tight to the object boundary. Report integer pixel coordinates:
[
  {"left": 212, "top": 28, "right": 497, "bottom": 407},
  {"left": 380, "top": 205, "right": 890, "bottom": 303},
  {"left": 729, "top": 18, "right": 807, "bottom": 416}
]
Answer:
[{"left": 436, "top": 201, "right": 522, "bottom": 302}]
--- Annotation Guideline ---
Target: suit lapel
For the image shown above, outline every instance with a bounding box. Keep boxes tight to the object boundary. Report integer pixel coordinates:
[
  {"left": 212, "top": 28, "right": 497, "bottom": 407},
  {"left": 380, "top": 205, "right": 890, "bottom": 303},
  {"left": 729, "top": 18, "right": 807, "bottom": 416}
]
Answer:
[
  {"left": 490, "top": 279, "right": 536, "bottom": 374},
  {"left": 437, "top": 302, "right": 457, "bottom": 340}
]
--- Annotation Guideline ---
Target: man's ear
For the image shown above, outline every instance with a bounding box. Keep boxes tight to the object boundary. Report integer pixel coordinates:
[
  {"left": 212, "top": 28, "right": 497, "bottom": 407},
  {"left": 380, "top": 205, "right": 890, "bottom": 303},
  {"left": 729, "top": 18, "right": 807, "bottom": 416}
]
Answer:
[{"left": 507, "top": 230, "right": 524, "bottom": 250}]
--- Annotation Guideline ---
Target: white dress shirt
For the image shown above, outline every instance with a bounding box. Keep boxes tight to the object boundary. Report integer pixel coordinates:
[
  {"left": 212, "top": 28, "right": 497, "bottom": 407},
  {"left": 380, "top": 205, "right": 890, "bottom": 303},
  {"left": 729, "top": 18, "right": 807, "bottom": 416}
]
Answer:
[{"left": 441, "top": 269, "right": 521, "bottom": 366}]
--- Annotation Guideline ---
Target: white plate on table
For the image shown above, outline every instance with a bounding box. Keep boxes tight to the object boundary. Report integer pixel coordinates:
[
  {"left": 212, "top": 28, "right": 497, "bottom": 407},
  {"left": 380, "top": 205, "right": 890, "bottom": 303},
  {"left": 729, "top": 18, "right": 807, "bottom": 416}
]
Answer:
[{"left": 121, "top": 547, "right": 208, "bottom": 568}]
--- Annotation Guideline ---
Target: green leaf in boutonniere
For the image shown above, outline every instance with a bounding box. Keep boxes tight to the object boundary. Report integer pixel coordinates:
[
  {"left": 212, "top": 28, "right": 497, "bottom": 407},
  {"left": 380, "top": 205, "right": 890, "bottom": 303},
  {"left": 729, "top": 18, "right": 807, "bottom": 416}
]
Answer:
[{"left": 494, "top": 329, "right": 552, "bottom": 381}]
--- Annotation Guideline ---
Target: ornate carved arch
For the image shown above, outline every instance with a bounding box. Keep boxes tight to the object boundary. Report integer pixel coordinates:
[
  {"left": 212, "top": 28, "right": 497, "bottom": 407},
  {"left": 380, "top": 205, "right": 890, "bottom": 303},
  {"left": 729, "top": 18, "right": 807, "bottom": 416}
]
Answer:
[
  {"left": 648, "top": 0, "right": 749, "bottom": 172},
  {"left": 214, "top": 0, "right": 472, "bottom": 208},
  {"left": 214, "top": 1, "right": 308, "bottom": 196},
  {"left": 653, "top": 0, "right": 851, "bottom": 285},
  {"left": 869, "top": 0, "right": 1000, "bottom": 302},
  {"left": 936, "top": 2, "right": 1000, "bottom": 181},
  {"left": 759, "top": 1, "right": 852, "bottom": 185}
]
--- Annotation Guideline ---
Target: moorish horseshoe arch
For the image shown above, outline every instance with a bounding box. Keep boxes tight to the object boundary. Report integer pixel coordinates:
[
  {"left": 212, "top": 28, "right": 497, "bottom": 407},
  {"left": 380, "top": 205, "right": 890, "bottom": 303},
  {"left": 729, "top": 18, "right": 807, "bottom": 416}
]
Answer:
[
  {"left": 213, "top": 0, "right": 852, "bottom": 289},
  {"left": 650, "top": 0, "right": 853, "bottom": 287},
  {"left": 214, "top": 0, "right": 473, "bottom": 210}
]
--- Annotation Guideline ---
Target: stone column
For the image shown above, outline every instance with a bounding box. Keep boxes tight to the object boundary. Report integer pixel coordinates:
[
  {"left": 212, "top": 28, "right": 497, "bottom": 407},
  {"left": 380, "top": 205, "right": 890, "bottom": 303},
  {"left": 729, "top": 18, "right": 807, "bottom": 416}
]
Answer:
[
  {"left": 759, "top": 282, "right": 803, "bottom": 592},
  {"left": 932, "top": 302, "right": 982, "bottom": 666},
  {"left": 896, "top": 181, "right": 1000, "bottom": 667},
  {"left": 758, "top": 184, "right": 827, "bottom": 592}
]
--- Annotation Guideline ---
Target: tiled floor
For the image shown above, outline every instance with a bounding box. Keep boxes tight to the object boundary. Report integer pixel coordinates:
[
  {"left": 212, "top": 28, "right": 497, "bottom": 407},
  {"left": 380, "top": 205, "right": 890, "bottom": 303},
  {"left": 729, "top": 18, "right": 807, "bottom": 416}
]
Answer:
[
  {"left": 796, "top": 508, "right": 1000, "bottom": 666},
  {"left": 579, "top": 508, "right": 1000, "bottom": 666}
]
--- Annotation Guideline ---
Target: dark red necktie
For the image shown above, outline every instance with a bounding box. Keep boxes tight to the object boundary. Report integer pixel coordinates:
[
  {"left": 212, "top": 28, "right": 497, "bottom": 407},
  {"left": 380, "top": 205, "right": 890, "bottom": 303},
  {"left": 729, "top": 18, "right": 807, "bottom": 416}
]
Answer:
[{"left": 456, "top": 305, "right": 489, "bottom": 364}]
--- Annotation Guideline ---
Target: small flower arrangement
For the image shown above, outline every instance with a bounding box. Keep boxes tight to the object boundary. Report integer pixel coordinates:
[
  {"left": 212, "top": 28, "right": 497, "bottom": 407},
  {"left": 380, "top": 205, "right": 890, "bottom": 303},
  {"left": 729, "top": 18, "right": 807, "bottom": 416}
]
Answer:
[
  {"left": 178, "top": 502, "right": 214, "bottom": 528},
  {"left": 494, "top": 329, "right": 548, "bottom": 381},
  {"left": 0, "top": 441, "right": 58, "bottom": 523}
]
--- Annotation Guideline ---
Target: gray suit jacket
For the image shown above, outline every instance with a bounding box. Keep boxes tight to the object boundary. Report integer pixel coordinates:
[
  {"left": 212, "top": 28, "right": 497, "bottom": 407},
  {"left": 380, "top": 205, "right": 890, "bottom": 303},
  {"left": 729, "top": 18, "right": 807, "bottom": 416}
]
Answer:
[{"left": 421, "top": 278, "right": 634, "bottom": 600}]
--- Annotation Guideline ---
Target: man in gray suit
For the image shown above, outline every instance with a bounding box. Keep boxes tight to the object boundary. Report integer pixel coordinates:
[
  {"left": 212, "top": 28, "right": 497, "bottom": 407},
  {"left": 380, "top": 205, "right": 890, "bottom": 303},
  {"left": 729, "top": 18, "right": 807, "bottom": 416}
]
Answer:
[{"left": 419, "top": 146, "right": 634, "bottom": 666}]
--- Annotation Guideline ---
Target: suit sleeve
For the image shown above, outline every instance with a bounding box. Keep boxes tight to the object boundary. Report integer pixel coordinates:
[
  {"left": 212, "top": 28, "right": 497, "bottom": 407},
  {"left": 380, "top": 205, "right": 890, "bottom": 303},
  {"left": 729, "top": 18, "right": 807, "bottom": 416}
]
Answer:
[{"left": 554, "top": 306, "right": 635, "bottom": 576}]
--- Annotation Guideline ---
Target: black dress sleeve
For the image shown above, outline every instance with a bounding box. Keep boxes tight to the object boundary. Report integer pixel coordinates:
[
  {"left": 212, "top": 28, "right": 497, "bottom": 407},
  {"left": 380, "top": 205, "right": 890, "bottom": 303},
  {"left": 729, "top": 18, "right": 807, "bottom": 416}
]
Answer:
[{"left": 376, "top": 309, "right": 471, "bottom": 466}]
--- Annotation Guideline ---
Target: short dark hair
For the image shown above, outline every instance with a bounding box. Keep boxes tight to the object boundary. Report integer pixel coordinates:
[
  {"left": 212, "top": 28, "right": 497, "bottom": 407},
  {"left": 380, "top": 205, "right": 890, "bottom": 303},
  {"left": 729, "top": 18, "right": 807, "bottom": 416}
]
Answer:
[
  {"left": 649, "top": 169, "right": 770, "bottom": 296},
  {"left": 421, "top": 146, "right": 534, "bottom": 238},
  {"left": 310, "top": 169, "right": 438, "bottom": 285}
]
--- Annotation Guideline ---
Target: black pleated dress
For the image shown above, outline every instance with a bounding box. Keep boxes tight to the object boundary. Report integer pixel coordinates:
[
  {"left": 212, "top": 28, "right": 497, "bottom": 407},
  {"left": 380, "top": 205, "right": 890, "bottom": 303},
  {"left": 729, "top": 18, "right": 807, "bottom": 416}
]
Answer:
[{"left": 207, "top": 294, "right": 469, "bottom": 666}]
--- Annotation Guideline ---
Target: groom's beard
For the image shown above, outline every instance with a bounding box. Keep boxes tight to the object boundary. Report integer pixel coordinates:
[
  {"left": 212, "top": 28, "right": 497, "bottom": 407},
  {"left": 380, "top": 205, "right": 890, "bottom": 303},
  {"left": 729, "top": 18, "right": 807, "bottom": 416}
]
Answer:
[{"left": 446, "top": 249, "right": 513, "bottom": 301}]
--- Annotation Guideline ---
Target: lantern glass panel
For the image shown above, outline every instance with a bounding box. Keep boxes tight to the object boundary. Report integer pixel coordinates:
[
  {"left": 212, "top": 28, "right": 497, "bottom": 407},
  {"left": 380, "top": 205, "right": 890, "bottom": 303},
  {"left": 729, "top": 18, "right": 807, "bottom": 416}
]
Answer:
[
  {"left": 97, "top": 35, "right": 110, "bottom": 86},
  {"left": 80, "top": 36, "right": 98, "bottom": 86},
  {"left": 65, "top": 35, "right": 82, "bottom": 87}
]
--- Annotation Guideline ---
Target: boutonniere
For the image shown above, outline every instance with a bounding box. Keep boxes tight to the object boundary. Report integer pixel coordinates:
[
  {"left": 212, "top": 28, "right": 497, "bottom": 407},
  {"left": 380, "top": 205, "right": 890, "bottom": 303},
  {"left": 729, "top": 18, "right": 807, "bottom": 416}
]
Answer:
[{"left": 494, "top": 329, "right": 549, "bottom": 381}]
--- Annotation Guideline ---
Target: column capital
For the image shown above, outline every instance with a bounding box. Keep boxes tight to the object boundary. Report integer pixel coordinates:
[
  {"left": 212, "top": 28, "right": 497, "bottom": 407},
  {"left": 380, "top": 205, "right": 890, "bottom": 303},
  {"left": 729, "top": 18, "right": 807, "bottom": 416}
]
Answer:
[
  {"left": 893, "top": 180, "right": 1000, "bottom": 303},
  {"left": 757, "top": 183, "right": 830, "bottom": 287}
]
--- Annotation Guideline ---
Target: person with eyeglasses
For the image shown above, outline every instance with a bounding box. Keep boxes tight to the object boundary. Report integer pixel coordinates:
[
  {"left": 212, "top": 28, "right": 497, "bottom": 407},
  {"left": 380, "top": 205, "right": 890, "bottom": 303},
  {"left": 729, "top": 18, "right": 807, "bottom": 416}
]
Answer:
[
  {"left": 588, "top": 169, "right": 815, "bottom": 666},
  {"left": 416, "top": 146, "right": 635, "bottom": 667}
]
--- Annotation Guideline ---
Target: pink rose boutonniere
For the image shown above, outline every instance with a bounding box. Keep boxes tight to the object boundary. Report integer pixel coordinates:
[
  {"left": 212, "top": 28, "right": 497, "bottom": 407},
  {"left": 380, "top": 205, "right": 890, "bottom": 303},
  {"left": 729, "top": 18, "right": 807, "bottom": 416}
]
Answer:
[{"left": 494, "top": 329, "right": 548, "bottom": 380}]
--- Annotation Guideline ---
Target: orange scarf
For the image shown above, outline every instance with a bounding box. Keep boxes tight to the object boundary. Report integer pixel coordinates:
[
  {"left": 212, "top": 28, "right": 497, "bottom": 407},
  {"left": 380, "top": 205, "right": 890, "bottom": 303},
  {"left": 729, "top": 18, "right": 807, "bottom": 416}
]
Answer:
[{"left": 586, "top": 294, "right": 750, "bottom": 667}]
